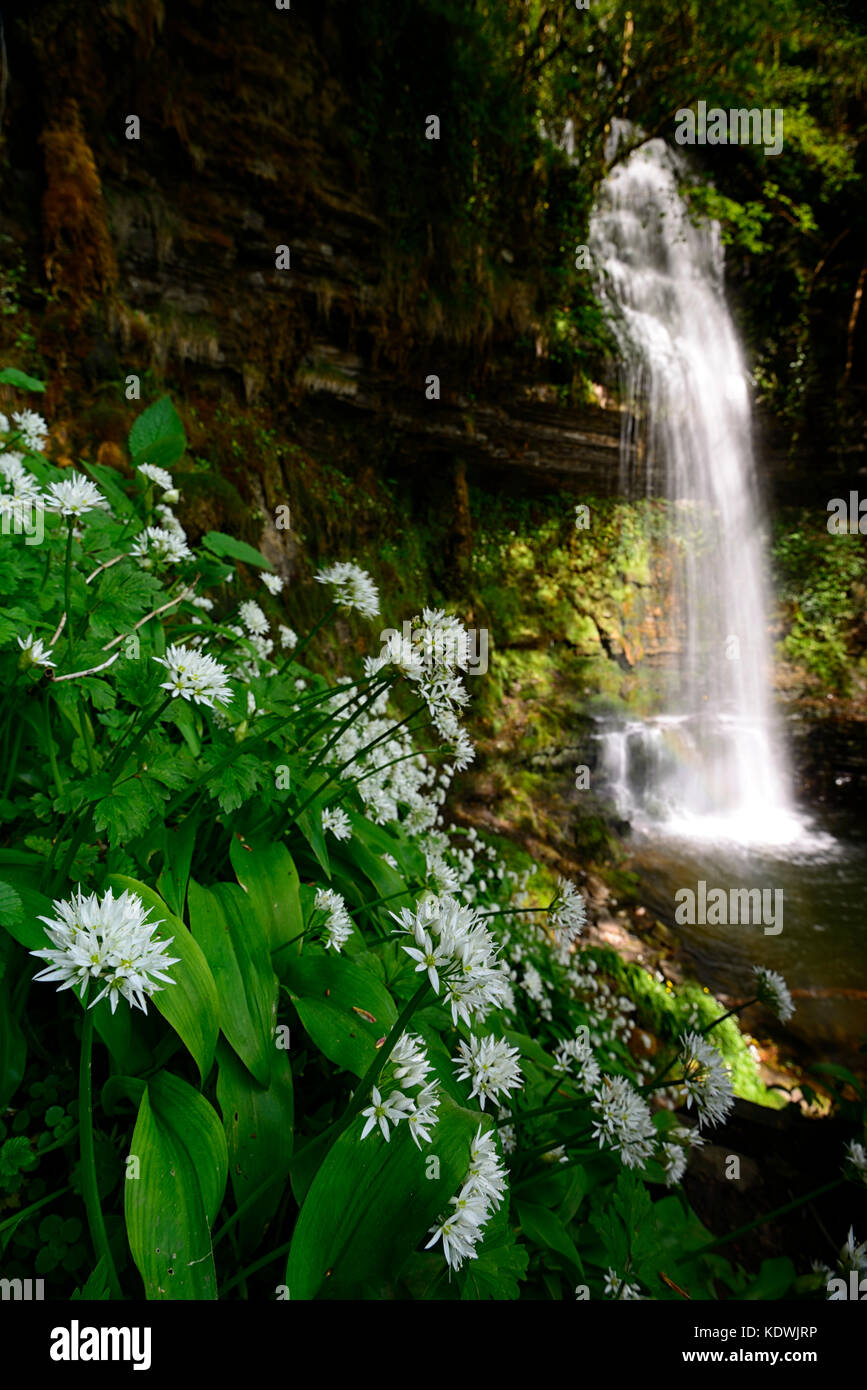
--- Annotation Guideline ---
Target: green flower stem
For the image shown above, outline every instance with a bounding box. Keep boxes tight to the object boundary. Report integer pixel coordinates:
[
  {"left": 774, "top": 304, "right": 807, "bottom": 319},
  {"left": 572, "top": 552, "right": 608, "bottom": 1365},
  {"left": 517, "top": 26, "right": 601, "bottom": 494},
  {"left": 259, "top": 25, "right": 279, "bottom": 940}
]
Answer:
[
  {"left": 77, "top": 694, "right": 97, "bottom": 775},
  {"left": 212, "top": 1172, "right": 285, "bottom": 1248},
  {"left": 332, "top": 978, "right": 431, "bottom": 1141},
  {"left": 277, "top": 603, "right": 335, "bottom": 675},
  {"left": 690, "top": 1177, "right": 845, "bottom": 1257},
  {"left": 1, "top": 718, "right": 24, "bottom": 798},
  {"left": 63, "top": 520, "right": 75, "bottom": 655},
  {"left": 79, "top": 1009, "right": 122, "bottom": 1299},
  {"left": 496, "top": 1097, "right": 589, "bottom": 1128},
  {"left": 301, "top": 679, "right": 396, "bottom": 782},
  {"left": 105, "top": 693, "right": 173, "bottom": 780},
  {"left": 220, "top": 1237, "right": 294, "bottom": 1297},
  {"left": 0, "top": 1183, "right": 73, "bottom": 1238},
  {"left": 476, "top": 903, "right": 556, "bottom": 919},
  {"left": 43, "top": 696, "right": 65, "bottom": 796},
  {"left": 700, "top": 1001, "right": 755, "bottom": 1035}
]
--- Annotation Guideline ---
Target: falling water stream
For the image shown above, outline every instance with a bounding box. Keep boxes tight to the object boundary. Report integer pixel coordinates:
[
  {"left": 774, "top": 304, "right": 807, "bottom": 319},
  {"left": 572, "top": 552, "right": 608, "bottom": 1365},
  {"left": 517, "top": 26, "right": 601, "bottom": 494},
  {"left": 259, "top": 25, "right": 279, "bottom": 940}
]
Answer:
[{"left": 584, "top": 132, "right": 866, "bottom": 1049}]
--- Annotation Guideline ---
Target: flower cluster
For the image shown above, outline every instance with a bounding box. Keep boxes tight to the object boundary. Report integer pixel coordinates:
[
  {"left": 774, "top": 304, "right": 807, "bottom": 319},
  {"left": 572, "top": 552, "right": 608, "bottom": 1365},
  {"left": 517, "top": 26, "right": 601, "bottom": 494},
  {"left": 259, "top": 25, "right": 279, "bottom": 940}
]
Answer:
[
  {"left": 550, "top": 876, "right": 587, "bottom": 946},
  {"left": 676, "top": 1031, "right": 735, "bottom": 1129},
  {"left": 392, "top": 894, "right": 511, "bottom": 1026},
  {"left": 753, "top": 965, "right": 795, "bottom": 1022},
  {"left": 30, "top": 887, "right": 179, "bottom": 1015},
  {"left": 453, "top": 1034, "right": 523, "bottom": 1111},
  {"left": 360, "top": 1032, "right": 440, "bottom": 1149},
  {"left": 313, "top": 888, "right": 354, "bottom": 952},
  {"left": 553, "top": 1032, "right": 601, "bottom": 1090},
  {"left": 426, "top": 1124, "right": 507, "bottom": 1270},
  {"left": 154, "top": 643, "right": 233, "bottom": 708},
  {"left": 590, "top": 1074, "right": 657, "bottom": 1169},
  {"left": 315, "top": 561, "right": 380, "bottom": 619}
]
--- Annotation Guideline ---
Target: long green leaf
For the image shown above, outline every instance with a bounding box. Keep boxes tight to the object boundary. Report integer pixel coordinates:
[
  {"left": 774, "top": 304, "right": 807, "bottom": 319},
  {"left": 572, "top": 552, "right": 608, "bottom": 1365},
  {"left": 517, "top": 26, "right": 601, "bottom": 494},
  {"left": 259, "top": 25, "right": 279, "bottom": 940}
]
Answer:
[
  {"left": 106, "top": 875, "right": 219, "bottom": 1084},
  {"left": 125, "top": 1071, "right": 227, "bottom": 1300},
  {"left": 287, "top": 1092, "right": 479, "bottom": 1299},
  {"left": 187, "top": 880, "right": 276, "bottom": 1087},
  {"left": 216, "top": 1040, "right": 294, "bottom": 1253}
]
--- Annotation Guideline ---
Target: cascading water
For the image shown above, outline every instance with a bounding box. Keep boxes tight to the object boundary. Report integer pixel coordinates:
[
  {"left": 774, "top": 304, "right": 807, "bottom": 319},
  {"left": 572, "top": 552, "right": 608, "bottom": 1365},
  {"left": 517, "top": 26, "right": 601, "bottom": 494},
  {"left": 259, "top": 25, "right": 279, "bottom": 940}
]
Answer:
[{"left": 587, "top": 130, "right": 805, "bottom": 846}]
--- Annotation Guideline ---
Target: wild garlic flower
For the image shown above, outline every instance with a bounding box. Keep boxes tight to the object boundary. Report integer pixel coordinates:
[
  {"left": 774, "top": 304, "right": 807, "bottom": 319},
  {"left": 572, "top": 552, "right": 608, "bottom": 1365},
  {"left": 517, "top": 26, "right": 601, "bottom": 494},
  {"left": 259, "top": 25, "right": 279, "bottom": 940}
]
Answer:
[
  {"left": 551, "top": 876, "right": 587, "bottom": 945},
  {"left": 590, "top": 1074, "right": 657, "bottom": 1170},
  {"left": 44, "top": 473, "right": 109, "bottom": 518},
  {"left": 407, "top": 1082, "right": 441, "bottom": 1149},
  {"left": 31, "top": 886, "right": 179, "bottom": 1015},
  {"left": 844, "top": 1140, "right": 867, "bottom": 1184},
  {"left": 661, "top": 1140, "right": 688, "bottom": 1187},
  {"left": 604, "top": 1269, "right": 644, "bottom": 1300},
  {"left": 321, "top": 806, "right": 352, "bottom": 841},
  {"left": 453, "top": 1034, "right": 523, "bottom": 1111},
  {"left": 390, "top": 1032, "right": 434, "bottom": 1089},
  {"left": 426, "top": 1124, "right": 507, "bottom": 1270},
  {"left": 154, "top": 643, "right": 232, "bottom": 708},
  {"left": 137, "top": 463, "right": 175, "bottom": 494},
  {"left": 677, "top": 1032, "right": 735, "bottom": 1129},
  {"left": 17, "top": 632, "right": 56, "bottom": 669},
  {"left": 279, "top": 624, "right": 298, "bottom": 650},
  {"left": 392, "top": 895, "right": 510, "bottom": 1026},
  {"left": 261, "top": 573, "right": 284, "bottom": 595},
  {"left": 553, "top": 1033, "right": 601, "bottom": 1090},
  {"left": 837, "top": 1227, "right": 867, "bottom": 1273},
  {"left": 12, "top": 409, "right": 49, "bottom": 453},
  {"left": 130, "top": 525, "right": 192, "bottom": 565},
  {"left": 315, "top": 561, "right": 380, "bottom": 619},
  {"left": 753, "top": 965, "right": 794, "bottom": 1022},
  {"left": 359, "top": 1085, "right": 413, "bottom": 1142},
  {"left": 239, "top": 600, "right": 269, "bottom": 636},
  {"left": 313, "top": 887, "right": 354, "bottom": 952}
]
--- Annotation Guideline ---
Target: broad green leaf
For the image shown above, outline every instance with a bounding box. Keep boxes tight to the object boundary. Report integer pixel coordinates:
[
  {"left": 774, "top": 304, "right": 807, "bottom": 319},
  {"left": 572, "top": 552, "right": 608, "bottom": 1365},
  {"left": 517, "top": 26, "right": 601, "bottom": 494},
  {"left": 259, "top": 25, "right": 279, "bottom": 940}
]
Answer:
[
  {"left": 287, "top": 1092, "right": 479, "bottom": 1299},
  {"left": 229, "top": 836, "right": 303, "bottom": 955},
  {"left": 201, "top": 531, "right": 273, "bottom": 570},
  {"left": 106, "top": 875, "right": 219, "bottom": 1084},
  {"left": 187, "top": 880, "right": 276, "bottom": 1087},
  {"left": 0, "top": 367, "right": 45, "bottom": 392},
  {"left": 216, "top": 1040, "right": 294, "bottom": 1254},
  {"left": 125, "top": 1071, "right": 227, "bottom": 1300},
  {"left": 516, "top": 1199, "right": 582, "bottom": 1272},
  {"left": 128, "top": 395, "right": 186, "bottom": 464},
  {"left": 282, "top": 951, "right": 397, "bottom": 1078},
  {"left": 156, "top": 817, "right": 198, "bottom": 920}
]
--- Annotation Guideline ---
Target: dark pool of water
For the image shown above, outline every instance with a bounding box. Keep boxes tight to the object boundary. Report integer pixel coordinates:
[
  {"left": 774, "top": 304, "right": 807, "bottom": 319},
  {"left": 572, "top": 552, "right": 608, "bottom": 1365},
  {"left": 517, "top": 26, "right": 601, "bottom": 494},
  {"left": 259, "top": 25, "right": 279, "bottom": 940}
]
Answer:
[{"left": 624, "top": 810, "right": 867, "bottom": 1052}]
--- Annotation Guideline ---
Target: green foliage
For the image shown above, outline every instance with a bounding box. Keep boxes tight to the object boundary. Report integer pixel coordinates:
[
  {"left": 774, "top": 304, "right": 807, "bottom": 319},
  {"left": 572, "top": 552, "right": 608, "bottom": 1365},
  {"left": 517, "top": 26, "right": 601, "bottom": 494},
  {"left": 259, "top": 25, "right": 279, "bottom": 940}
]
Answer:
[{"left": 0, "top": 383, "right": 856, "bottom": 1306}]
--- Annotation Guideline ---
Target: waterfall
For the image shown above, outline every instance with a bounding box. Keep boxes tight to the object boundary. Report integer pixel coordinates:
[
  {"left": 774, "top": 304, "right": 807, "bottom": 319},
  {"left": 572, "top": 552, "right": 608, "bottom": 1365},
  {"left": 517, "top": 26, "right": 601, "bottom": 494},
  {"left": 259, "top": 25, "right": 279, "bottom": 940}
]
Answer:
[{"left": 587, "top": 130, "right": 803, "bottom": 846}]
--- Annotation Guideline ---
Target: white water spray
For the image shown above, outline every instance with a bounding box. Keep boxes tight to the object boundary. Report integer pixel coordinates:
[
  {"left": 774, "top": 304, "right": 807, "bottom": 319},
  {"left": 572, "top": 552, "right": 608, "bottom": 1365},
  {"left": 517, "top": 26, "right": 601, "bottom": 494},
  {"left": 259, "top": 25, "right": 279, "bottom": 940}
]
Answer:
[{"left": 588, "top": 131, "right": 805, "bottom": 846}]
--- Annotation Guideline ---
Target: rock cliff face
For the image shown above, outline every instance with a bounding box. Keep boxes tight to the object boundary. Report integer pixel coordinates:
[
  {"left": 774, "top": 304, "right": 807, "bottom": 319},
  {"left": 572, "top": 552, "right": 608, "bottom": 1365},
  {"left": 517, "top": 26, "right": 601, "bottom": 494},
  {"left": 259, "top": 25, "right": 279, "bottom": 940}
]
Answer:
[
  {"left": 0, "top": 0, "right": 824, "bottom": 508},
  {"left": 1, "top": 0, "right": 864, "bottom": 840}
]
